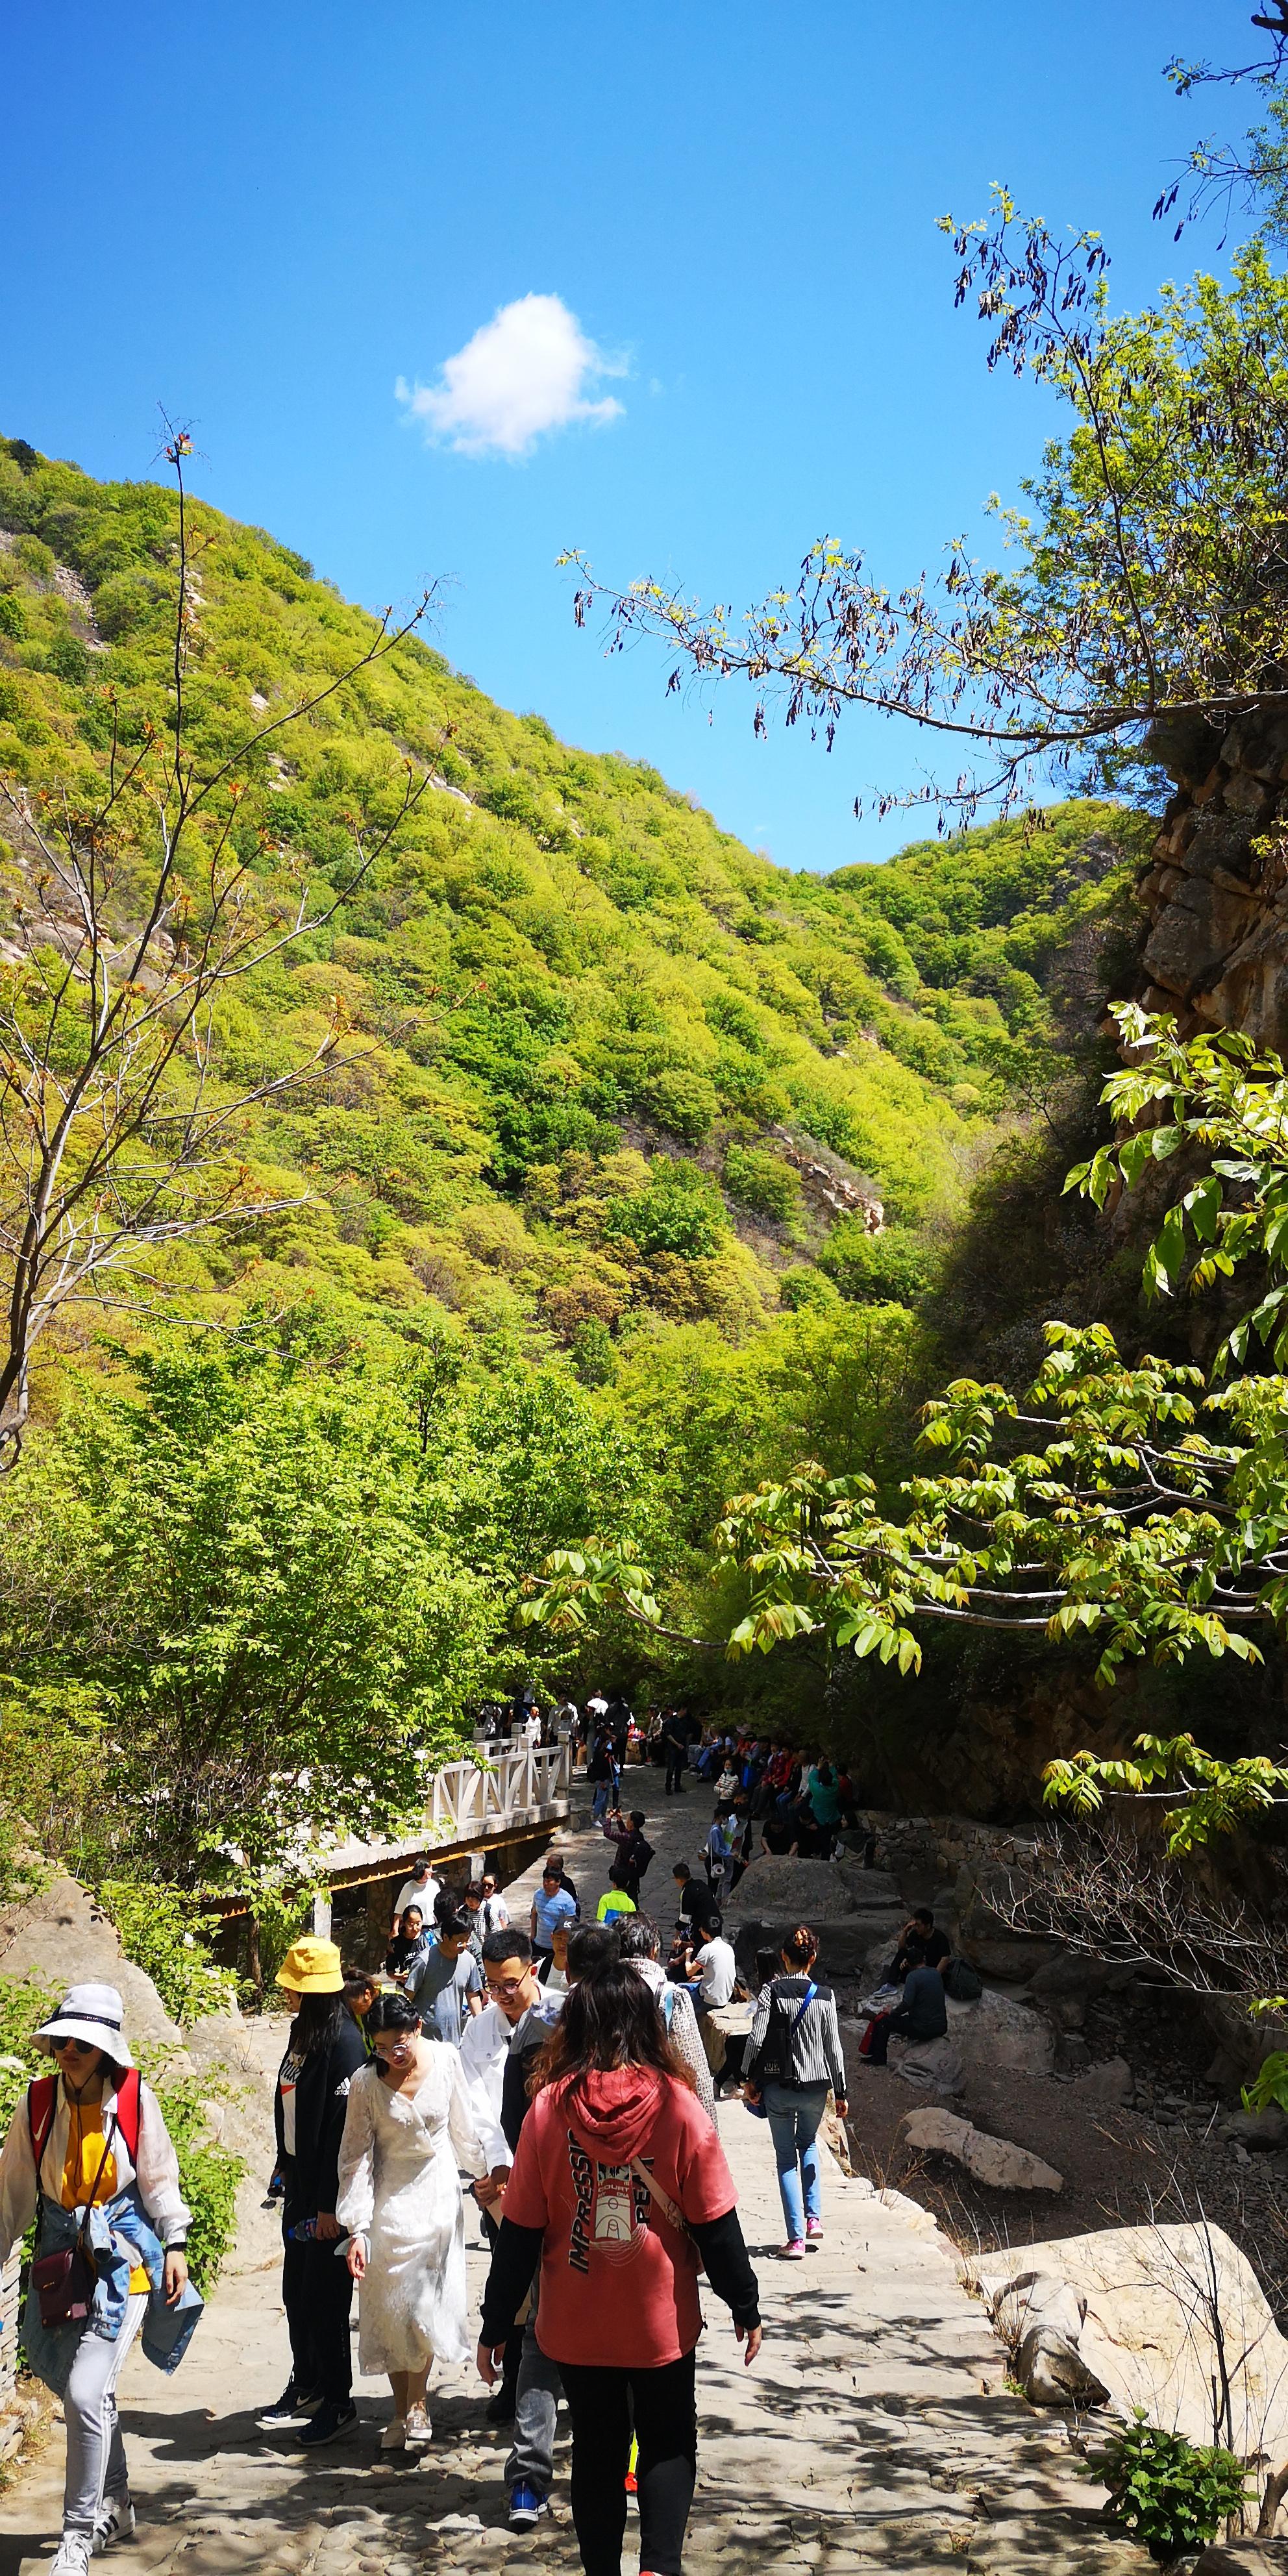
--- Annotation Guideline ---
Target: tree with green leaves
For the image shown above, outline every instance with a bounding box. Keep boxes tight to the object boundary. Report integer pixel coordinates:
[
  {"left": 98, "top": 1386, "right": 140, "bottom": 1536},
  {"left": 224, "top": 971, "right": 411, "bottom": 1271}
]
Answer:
[
  {"left": 0, "top": 1335, "right": 497, "bottom": 1883},
  {"left": 523, "top": 1006, "right": 1288, "bottom": 1864},
  {"left": 565, "top": 0, "right": 1288, "bottom": 834},
  {"left": 0, "top": 428, "right": 434, "bottom": 1463}
]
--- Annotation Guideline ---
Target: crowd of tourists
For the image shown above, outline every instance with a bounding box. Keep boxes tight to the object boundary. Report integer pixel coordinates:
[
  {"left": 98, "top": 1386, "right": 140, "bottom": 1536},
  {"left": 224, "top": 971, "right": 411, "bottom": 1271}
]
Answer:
[{"left": 0, "top": 1733, "right": 956, "bottom": 2576}]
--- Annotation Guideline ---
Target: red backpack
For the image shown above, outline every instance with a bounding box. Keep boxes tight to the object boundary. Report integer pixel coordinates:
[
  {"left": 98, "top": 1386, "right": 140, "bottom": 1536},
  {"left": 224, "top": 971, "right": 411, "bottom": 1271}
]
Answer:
[{"left": 27, "top": 2066, "right": 142, "bottom": 2179}]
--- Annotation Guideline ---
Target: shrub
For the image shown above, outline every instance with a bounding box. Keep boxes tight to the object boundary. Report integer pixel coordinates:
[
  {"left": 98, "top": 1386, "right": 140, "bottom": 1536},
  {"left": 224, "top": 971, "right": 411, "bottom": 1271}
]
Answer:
[
  {"left": 571, "top": 1315, "right": 617, "bottom": 1386},
  {"left": 723, "top": 1145, "right": 800, "bottom": 1224},
  {"left": 817, "top": 1218, "right": 935, "bottom": 1306},
  {"left": 1087, "top": 2413, "right": 1249, "bottom": 2561},
  {"left": 12, "top": 536, "right": 53, "bottom": 580},
  {"left": 0, "top": 594, "right": 25, "bottom": 639},
  {"left": 149, "top": 2074, "right": 243, "bottom": 2296},
  {"left": 604, "top": 1157, "right": 724, "bottom": 1259},
  {"left": 97, "top": 1880, "right": 238, "bottom": 2029},
  {"left": 1243, "top": 2048, "right": 1288, "bottom": 2113},
  {"left": 0, "top": 1974, "right": 59, "bottom": 2139},
  {"left": 46, "top": 633, "right": 89, "bottom": 685},
  {"left": 641, "top": 1063, "right": 719, "bottom": 1143}
]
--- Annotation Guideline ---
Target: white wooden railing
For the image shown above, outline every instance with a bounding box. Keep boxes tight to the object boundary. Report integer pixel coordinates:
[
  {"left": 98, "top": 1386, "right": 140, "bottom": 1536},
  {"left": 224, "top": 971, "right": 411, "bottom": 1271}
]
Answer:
[
  {"left": 310, "top": 1738, "right": 575, "bottom": 1902},
  {"left": 428, "top": 1740, "right": 571, "bottom": 1837}
]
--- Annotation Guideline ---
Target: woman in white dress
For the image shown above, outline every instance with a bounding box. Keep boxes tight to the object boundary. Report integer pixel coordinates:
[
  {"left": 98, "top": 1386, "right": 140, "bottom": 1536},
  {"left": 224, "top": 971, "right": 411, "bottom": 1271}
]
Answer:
[{"left": 337, "top": 1992, "right": 488, "bottom": 2451}]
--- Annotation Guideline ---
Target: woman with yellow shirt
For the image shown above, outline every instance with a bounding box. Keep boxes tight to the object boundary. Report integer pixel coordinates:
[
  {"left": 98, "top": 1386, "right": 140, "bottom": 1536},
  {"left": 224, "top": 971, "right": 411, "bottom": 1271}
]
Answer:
[{"left": 0, "top": 1983, "right": 196, "bottom": 2576}]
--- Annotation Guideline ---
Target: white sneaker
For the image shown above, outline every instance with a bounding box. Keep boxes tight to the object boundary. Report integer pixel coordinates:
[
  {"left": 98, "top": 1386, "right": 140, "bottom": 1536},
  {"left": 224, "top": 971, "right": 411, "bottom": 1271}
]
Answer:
[
  {"left": 51, "top": 2537, "right": 93, "bottom": 2576},
  {"left": 92, "top": 2493, "right": 136, "bottom": 2553},
  {"left": 379, "top": 2416, "right": 406, "bottom": 2451},
  {"left": 404, "top": 2402, "right": 432, "bottom": 2447}
]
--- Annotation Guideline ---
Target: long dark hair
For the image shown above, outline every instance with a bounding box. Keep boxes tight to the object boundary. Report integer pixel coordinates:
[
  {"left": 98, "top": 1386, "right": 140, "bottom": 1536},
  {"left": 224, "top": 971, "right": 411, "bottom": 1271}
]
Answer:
[
  {"left": 291, "top": 1992, "right": 352, "bottom": 2055},
  {"left": 529, "top": 1960, "right": 693, "bottom": 2104}
]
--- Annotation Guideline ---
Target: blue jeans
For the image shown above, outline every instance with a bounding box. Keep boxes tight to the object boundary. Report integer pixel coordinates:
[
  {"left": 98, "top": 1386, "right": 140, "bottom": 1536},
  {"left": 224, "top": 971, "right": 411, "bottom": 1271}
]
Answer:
[
  {"left": 591, "top": 1781, "right": 611, "bottom": 1822},
  {"left": 763, "top": 2080, "right": 828, "bottom": 2241}
]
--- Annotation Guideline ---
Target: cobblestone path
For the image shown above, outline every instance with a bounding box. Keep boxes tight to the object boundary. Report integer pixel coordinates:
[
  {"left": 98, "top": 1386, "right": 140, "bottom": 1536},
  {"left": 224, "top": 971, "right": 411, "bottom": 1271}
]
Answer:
[{"left": 0, "top": 1781, "right": 1145, "bottom": 2576}]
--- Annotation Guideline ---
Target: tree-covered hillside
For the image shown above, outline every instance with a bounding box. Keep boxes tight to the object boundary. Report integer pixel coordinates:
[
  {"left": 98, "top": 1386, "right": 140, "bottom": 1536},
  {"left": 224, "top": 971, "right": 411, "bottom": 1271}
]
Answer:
[
  {"left": 0, "top": 436, "right": 1145, "bottom": 1380},
  {"left": 0, "top": 434, "right": 1155, "bottom": 1886}
]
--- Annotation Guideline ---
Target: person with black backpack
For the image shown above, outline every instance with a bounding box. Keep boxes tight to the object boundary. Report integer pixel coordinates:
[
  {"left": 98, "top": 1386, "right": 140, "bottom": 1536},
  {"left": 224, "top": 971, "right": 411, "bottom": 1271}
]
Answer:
[
  {"left": 601, "top": 1805, "right": 654, "bottom": 1901},
  {"left": 743, "top": 1927, "right": 848, "bottom": 2259},
  {"left": 0, "top": 1981, "right": 198, "bottom": 2574}
]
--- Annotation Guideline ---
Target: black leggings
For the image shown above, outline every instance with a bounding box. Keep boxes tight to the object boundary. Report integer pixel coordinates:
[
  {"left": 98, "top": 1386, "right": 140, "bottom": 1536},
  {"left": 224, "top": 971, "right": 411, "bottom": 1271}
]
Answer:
[
  {"left": 558, "top": 2348, "right": 697, "bottom": 2576},
  {"left": 281, "top": 2199, "right": 354, "bottom": 2405}
]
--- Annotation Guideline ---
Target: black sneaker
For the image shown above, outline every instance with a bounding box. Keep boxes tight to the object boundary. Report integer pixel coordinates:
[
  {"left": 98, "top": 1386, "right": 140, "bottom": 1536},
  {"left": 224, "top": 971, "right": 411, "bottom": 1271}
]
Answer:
[
  {"left": 485, "top": 2385, "right": 517, "bottom": 2425},
  {"left": 299, "top": 2401, "right": 358, "bottom": 2447},
  {"left": 258, "top": 2383, "right": 321, "bottom": 2431}
]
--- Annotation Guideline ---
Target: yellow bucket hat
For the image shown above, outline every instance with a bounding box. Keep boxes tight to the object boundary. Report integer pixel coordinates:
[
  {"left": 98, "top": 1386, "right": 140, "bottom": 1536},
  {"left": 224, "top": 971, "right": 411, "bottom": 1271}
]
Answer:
[{"left": 277, "top": 1937, "right": 344, "bottom": 1996}]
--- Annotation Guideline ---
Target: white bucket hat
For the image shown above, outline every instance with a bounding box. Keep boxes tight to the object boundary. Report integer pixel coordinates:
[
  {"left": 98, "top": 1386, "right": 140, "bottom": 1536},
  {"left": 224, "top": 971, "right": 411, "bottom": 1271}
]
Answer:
[{"left": 35, "top": 1983, "right": 134, "bottom": 2067}]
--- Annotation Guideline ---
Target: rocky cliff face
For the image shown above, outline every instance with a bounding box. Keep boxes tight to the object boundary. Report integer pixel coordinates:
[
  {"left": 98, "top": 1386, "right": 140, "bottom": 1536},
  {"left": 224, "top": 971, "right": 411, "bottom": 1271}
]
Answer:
[{"left": 1138, "top": 708, "right": 1288, "bottom": 1048}]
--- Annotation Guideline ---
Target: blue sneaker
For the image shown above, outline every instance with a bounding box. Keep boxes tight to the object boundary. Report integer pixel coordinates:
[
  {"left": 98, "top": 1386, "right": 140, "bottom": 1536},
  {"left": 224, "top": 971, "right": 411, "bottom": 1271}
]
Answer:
[{"left": 508, "top": 2482, "right": 549, "bottom": 2531}]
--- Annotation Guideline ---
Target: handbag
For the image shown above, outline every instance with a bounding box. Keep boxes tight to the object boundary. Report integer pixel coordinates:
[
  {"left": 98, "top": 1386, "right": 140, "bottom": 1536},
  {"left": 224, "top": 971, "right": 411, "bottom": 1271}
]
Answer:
[
  {"left": 32, "top": 2096, "right": 120, "bottom": 2329},
  {"left": 744, "top": 1979, "right": 817, "bottom": 2116},
  {"left": 628, "top": 2157, "right": 705, "bottom": 2275}
]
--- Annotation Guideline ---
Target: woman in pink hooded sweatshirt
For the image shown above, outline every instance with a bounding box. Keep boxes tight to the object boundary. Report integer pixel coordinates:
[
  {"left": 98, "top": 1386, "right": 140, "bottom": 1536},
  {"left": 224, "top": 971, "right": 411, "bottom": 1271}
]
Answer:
[{"left": 477, "top": 1952, "right": 761, "bottom": 2576}]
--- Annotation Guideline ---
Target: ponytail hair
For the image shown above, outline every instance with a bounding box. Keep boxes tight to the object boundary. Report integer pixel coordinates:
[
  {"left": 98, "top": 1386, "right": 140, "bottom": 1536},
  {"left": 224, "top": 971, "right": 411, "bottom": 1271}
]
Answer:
[{"left": 781, "top": 1923, "right": 818, "bottom": 1970}]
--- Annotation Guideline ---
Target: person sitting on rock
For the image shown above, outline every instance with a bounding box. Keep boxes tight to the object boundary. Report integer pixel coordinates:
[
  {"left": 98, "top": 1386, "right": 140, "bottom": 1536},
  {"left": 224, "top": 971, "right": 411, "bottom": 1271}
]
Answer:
[
  {"left": 885, "top": 1909, "right": 950, "bottom": 1986},
  {"left": 861, "top": 1957, "right": 948, "bottom": 2066}
]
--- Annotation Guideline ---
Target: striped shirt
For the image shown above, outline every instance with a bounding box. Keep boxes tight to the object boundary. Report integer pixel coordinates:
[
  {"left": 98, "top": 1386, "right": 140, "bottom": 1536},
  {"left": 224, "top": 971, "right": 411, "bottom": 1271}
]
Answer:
[{"left": 747, "top": 1974, "right": 846, "bottom": 2094}]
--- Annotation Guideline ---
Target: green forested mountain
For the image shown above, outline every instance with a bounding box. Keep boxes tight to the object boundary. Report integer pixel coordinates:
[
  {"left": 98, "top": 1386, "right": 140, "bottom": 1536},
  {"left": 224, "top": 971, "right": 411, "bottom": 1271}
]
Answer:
[
  {"left": 0, "top": 435, "right": 1154, "bottom": 1877},
  {"left": 0, "top": 438, "right": 1145, "bottom": 1368}
]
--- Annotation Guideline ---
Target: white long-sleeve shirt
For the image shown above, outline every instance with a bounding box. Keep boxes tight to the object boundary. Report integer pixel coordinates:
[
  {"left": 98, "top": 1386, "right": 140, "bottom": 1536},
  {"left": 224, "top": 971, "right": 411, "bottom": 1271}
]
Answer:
[
  {"left": 0, "top": 2075, "right": 192, "bottom": 2263},
  {"left": 458, "top": 2000, "right": 510, "bottom": 2170}
]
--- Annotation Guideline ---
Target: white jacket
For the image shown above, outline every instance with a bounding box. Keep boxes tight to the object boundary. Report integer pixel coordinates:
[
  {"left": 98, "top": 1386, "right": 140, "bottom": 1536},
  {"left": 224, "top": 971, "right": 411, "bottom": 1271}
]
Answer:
[{"left": 0, "top": 2075, "right": 192, "bottom": 2263}]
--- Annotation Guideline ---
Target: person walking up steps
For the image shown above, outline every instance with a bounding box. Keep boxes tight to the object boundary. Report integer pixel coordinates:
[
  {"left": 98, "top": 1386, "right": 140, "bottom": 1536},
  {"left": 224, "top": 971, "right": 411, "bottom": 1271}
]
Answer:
[
  {"left": 743, "top": 1926, "right": 848, "bottom": 2259},
  {"left": 336, "top": 1993, "right": 489, "bottom": 2452},
  {"left": 0, "top": 1983, "right": 199, "bottom": 2574},
  {"left": 477, "top": 1953, "right": 761, "bottom": 2576}
]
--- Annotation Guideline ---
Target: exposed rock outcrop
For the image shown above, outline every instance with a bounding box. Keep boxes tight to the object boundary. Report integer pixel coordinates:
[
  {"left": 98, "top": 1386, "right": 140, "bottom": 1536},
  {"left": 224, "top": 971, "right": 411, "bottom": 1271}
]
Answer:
[
  {"left": 0, "top": 1874, "right": 184, "bottom": 2052},
  {"left": 1138, "top": 708, "right": 1288, "bottom": 1050}
]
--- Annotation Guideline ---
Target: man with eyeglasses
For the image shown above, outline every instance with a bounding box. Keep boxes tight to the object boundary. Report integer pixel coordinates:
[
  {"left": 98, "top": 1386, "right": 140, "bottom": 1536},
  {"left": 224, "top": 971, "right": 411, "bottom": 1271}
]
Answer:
[{"left": 464, "top": 1929, "right": 564, "bottom": 2531}]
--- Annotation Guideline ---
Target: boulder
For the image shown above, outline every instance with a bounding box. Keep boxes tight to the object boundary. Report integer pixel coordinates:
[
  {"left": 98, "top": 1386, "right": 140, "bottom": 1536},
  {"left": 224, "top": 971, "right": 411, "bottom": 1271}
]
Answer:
[
  {"left": 948, "top": 1987, "right": 1056, "bottom": 2078},
  {"left": 960, "top": 2131, "right": 1063, "bottom": 2192},
  {"left": 1225, "top": 2103, "right": 1288, "bottom": 2151},
  {"left": 724, "top": 1855, "right": 900, "bottom": 1918},
  {"left": 953, "top": 1879, "right": 1061, "bottom": 1980},
  {"left": 888, "top": 2034, "right": 966, "bottom": 2094},
  {"left": 1017, "top": 2323, "right": 1109, "bottom": 2407},
  {"left": 733, "top": 1913, "right": 902, "bottom": 1980},
  {"left": 1028, "top": 1953, "right": 1137, "bottom": 2005},
  {"left": 1194, "top": 2549, "right": 1288, "bottom": 2574},
  {"left": 1067, "top": 2055, "right": 1134, "bottom": 2107},
  {"left": 971, "top": 2222, "right": 1288, "bottom": 2458},
  {"left": 897, "top": 2106, "right": 972, "bottom": 2161},
  {"left": 0, "top": 1874, "right": 183, "bottom": 2052},
  {"left": 897, "top": 2105, "right": 1063, "bottom": 2190},
  {"left": 993, "top": 2273, "right": 1085, "bottom": 2349}
]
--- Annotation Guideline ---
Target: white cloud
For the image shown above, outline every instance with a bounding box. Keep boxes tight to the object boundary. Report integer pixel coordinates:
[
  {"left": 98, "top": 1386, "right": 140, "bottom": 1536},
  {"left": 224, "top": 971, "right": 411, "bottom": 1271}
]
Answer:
[{"left": 396, "top": 293, "right": 626, "bottom": 459}]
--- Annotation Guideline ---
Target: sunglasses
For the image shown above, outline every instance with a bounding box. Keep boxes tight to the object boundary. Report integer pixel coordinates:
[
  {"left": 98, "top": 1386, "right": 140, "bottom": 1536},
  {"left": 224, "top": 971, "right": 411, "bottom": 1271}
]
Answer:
[{"left": 49, "top": 2036, "right": 95, "bottom": 2055}]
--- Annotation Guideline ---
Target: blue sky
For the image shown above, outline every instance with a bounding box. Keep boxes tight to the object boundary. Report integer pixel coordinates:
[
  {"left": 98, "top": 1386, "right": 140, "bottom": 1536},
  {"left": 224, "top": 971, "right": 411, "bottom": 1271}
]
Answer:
[{"left": 1, "top": 1, "right": 1254, "bottom": 872}]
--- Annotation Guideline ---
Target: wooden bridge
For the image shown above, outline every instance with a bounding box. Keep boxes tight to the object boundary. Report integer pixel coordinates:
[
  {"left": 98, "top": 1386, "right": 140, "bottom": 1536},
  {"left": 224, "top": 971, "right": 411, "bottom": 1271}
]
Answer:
[{"left": 308, "top": 1735, "right": 575, "bottom": 1938}]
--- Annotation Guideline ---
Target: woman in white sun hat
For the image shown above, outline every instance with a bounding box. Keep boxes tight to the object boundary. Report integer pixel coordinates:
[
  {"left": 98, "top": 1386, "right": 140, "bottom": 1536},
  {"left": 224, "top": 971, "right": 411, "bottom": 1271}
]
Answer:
[{"left": 0, "top": 1982, "right": 200, "bottom": 2575}]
